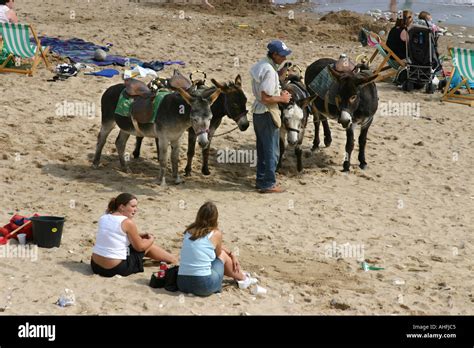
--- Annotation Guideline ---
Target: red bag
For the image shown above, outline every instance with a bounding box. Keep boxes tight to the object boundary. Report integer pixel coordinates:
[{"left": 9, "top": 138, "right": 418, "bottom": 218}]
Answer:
[
  {"left": 1, "top": 214, "right": 39, "bottom": 240},
  {"left": 0, "top": 227, "right": 9, "bottom": 237}
]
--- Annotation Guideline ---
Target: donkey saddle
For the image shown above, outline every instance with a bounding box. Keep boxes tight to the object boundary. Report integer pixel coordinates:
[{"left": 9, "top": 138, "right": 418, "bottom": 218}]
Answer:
[
  {"left": 123, "top": 70, "right": 193, "bottom": 125},
  {"left": 333, "top": 56, "right": 357, "bottom": 73},
  {"left": 124, "top": 78, "right": 155, "bottom": 124}
]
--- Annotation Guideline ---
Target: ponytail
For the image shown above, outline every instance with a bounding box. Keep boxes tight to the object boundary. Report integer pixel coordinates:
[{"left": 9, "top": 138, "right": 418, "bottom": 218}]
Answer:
[{"left": 106, "top": 198, "right": 117, "bottom": 213}]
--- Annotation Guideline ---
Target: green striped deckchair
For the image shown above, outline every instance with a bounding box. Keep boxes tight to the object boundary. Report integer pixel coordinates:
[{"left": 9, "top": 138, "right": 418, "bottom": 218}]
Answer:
[
  {"left": 0, "top": 23, "right": 50, "bottom": 75},
  {"left": 362, "top": 28, "right": 406, "bottom": 82},
  {"left": 442, "top": 47, "right": 474, "bottom": 107}
]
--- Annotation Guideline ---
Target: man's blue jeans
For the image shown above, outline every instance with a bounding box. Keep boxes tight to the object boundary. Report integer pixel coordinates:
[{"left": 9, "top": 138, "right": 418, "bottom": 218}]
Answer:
[{"left": 253, "top": 112, "right": 279, "bottom": 190}]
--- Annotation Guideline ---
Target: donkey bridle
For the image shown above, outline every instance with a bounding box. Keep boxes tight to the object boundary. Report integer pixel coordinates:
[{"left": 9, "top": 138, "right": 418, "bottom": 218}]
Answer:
[{"left": 287, "top": 127, "right": 301, "bottom": 134}]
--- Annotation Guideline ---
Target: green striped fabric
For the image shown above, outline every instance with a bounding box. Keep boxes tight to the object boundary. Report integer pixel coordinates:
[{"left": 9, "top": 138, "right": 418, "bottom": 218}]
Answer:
[
  {"left": 452, "top": 47, "right": 474, "bottom": 81},
  {"left": 375, "top": 44, "right": 401, "bottom": 70},
  {"left": 0, "top": 23, "right": 36, "bottom": 58}
]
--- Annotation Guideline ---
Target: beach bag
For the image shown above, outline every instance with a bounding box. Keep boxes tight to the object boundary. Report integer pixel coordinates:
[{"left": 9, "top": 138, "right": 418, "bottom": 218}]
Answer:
[
  {"left": 1, "top": 214, "right": 39, "bottom": 240},
  {"left": 149, "top": 265, "right": 179, "bottom": 292},
  {"left": 164, "top": 266, "right": 179, "bottom": 292}
]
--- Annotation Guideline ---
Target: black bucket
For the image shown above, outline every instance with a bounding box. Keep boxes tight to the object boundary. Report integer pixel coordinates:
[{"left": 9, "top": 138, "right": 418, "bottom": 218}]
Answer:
[{"left": 31, "top": 216, "right": 65, "bottom": 248}]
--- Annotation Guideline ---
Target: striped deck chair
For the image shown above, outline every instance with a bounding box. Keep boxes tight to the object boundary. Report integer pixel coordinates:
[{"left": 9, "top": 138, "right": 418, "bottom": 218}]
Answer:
[
  {"left": 362, "top": 28, "right": 406, "bottom": 82},
  {"left": 441, "top": 47, "right": 474, "bottom": 107},
  {"left": 0, "top": 23, "right": 50, "bottom": 76}
]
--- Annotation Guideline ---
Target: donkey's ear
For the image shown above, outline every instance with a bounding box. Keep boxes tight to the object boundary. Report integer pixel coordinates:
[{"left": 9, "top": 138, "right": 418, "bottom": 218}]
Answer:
[
  {"left": 207, "top": 88, "right": 222, "bottom": 105},
  {"left": 176, "top": 87, "right": 193, "bottom": 105},
  {"left": 235, "top": 74, "right": 242, "bottom": 87},
  {"left": 297, "top": 94, "right": 318, "bottom": 108},
  {"left": 328, "top": 65, "right": 344, "bottom": 81},
  {"left": 211, "top": 78, "right": 227, "bottom": 91},
  {"left": 356, "top": 73, "right": 378, "bottom": 87}
]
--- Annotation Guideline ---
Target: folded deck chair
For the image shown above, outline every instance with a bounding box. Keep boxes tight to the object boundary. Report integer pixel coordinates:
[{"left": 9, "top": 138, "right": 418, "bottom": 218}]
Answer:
[
  {"left": 362, "top": 28, "right": 406, "bottom": 82},
  {"left": 0, "top": 23, "right": 50, "bottom": 76},
  {"left": 441, "top": 47, "right": 474, "bottom": 107}
]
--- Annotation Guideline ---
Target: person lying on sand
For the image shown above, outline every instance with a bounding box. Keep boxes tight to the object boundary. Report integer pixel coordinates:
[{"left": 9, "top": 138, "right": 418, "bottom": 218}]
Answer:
[
  {"left": 91, "top": 193, "right": 178, "bottom": 277},
  {"left": 177, "top": 201, "right": 257, "bottom": 297}
]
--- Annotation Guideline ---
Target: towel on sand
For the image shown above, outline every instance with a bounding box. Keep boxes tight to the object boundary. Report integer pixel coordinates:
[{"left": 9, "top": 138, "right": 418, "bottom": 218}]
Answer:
[
  {"left": 35, "top": 36, "right": 142, "bottom": 66},
  {"left": 84, "top": 69, "right": 120, "bottom": 78}
]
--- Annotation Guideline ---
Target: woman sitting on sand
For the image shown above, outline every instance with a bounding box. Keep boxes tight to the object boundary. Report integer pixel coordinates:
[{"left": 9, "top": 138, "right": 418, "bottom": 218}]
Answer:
[
  {"left": 91, "top": 193, "right": 178, "bottom": 277},
  {"left": 386, "top": 10, "right": 413, "bottom": 60},
  {"left": 177, "top": 201, "right": 257, "bottom": 297},
  {"left": 0, "top": 0, "right": 18, "bottom": 24}
]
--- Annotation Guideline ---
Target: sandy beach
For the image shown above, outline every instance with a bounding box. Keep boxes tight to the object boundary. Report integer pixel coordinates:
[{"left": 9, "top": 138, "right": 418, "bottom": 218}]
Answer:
[{"left": 0, "top": 0, "right": 473, "bottom": 315}]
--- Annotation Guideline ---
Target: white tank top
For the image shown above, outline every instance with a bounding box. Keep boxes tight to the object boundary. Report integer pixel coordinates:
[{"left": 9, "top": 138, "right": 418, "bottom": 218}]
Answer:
[
  {"left": 0, "top": 5, "right": 10, "bottom": 24},
  {"left": 92, "top": 214, "right": 130, "bottom": 260}
]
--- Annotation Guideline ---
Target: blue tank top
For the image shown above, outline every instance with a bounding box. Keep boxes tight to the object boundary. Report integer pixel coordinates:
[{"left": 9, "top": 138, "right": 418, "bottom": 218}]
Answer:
[{"left": 178, "top": 231, "right": 216, "bottom": 276}]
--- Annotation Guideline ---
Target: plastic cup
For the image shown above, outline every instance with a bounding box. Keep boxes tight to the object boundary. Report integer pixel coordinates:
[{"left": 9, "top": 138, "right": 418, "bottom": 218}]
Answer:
[
  {"left": 17, "top": 233, "right": 27, "bottom": 245},
  {"left": 251, "top": 285, "right": 267, "bottom": 296}
]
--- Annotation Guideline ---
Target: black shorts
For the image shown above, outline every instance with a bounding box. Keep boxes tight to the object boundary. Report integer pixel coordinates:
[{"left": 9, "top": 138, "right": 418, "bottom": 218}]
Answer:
[{"left": 91, "top": 246, "right": 145, "bottom": 277}]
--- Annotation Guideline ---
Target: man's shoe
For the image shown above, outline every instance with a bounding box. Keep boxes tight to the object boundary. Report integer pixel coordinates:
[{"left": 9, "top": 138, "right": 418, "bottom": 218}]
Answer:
[{"left": 259, "top": 185, "right": 285, "bottom": 193}]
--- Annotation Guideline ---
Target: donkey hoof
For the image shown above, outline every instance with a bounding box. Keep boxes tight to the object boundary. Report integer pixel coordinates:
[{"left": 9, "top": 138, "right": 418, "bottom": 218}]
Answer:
[
  {"left": 184, "top": 166, "right": 192, "bottom": 177},
  {"left": 311, "top": 145, "right": 319, "bottom": 152},
  {"left": 174, "top": 177, "right": 184, "bottom": 185},
  {"left": 122, "top": 166, "right": 132, "bottom": 173},
  {"left": 132, "top": 151, "right": 140, "bottom": 159},
  {"left": 324, "top": 138, "right": 332, "bottom": 147},
  {"left": 159, "top": 178, "right": 167, "bottom": 187},
  {"left": 91, "top": 163, "right": 100, "bottom": 169},
  {"left": 202, "top": 167, "right": 211, "bottom": 176},
  {"left": 359, "top": 163, "right": 368, "bottom": 170}
]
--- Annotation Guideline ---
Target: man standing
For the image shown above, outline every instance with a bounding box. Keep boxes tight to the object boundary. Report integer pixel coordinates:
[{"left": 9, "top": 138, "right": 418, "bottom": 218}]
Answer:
[{"left": 250, "top": 40, "right": 292, "bottom": 193}]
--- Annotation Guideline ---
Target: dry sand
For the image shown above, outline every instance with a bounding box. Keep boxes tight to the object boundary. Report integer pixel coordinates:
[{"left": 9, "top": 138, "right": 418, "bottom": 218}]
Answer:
[{"left": 0, "top": 0, "right": 473, "bottom": 315}]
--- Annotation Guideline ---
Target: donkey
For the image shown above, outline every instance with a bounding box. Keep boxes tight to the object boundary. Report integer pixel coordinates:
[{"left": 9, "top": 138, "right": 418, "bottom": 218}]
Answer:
[
  {"left": 133, "top": 75, "right": 249, "bottom": 176},
  {"left": 277, "top": 76, "right": 316, "bottom": 172},
  {"left": 92, "top": 82, "right": 220, "bottom": 185},
  {"left": 304, "top": 58, "right": 378, "bottom": 172},
  {"left": 279, "top": 62, "right": 332, "bottom": 150}
]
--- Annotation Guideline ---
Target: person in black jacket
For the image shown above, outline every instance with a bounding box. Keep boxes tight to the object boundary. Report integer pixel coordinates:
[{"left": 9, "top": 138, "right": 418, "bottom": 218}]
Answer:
[{"left": 386, "top": 10, "right": 413, "bottom": 60}]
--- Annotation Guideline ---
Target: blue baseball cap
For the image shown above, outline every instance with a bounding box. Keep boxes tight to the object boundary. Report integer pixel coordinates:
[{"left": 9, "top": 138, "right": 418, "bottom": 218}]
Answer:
[{"left": 267, "top": 40, "right": 292, "bottom": 57}]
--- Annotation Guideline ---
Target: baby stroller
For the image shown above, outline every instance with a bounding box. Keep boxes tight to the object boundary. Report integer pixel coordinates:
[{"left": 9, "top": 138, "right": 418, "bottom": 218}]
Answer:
[{"left": 402, "top": 23, "right": 442, "bottom": 93}]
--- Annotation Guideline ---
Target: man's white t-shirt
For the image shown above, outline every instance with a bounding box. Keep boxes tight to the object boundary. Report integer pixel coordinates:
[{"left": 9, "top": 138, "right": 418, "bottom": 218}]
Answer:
[{"left": 250, "top": 57, "right": 281, "bottom": 114}]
